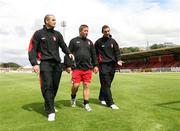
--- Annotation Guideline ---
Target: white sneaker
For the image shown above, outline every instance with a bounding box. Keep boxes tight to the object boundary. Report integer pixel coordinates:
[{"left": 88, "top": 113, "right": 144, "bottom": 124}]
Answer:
[
  {"left": 54, "top": 107, "right": 58, "bottom": 112},
  {"left": 71, "top": 98, "right": 76, "bottom": 107},
  {"left": 84, "top": 104, "right": 92, "bottom": 112},
  {"left": 100, "top": 100, "right": 106, "bottom": 105},
  {"left": 110, "top": 104, "right": 119, "bottom": 110},
  {"left": 48, "top": 113, "right": 55, "bottom": 121}
]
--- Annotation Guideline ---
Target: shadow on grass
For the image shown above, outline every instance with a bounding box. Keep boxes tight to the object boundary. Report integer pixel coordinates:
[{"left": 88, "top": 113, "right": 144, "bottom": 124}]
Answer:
[
  {"left": 21, "top": 98, "right": 101, "bottom": 115},
  {"left": 155, "top": 101, "right": 180, "bottom": 111},
  {"left": 55, "top": 99, "right": 72, "bottom": 108},
  {"left": 56, "top": 99, "right": 84, "bottom": 108},
  {"left": 89, "top": 98, "right": 101, "bottom": 105},
  {"left": 21, "top": 102, "right": 46, "bottom": 117},
  {"left": 56, "top": 98, "right": 101, "bottom": 108}
]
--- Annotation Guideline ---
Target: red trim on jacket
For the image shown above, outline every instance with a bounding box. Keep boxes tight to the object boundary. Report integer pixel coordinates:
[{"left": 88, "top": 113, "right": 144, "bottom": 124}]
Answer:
[
  {"left": 98, "top": 53, "right": 103, "bottom": 64},
  {"left": 37, "top": 51, "right": 41, "bottom": 61}
]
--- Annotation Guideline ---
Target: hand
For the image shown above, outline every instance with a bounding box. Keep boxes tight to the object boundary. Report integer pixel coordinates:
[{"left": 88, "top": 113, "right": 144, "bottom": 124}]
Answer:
[
  {"left": 69, "top": 54, "right": 74, "bottom": 61},
  {"left": 66, "top": 67, "right": 72, "bottom": 73},
  {"left": 93, "top": 66, "right": 99, "bottom": 74},
  {"left": 33, "top": 65, "right": 40, "bottom": 74},
  {"left": 117, "top": 60, "right": 123, "bottom": 66}
]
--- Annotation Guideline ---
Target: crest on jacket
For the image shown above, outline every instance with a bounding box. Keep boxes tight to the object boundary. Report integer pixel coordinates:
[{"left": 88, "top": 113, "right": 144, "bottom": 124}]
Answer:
[
  {"left": 53, "top": 36, "right": 56, "bottom": 41},
  {"left": 110, "top": 43, "right": 113, "bottom": 48}
]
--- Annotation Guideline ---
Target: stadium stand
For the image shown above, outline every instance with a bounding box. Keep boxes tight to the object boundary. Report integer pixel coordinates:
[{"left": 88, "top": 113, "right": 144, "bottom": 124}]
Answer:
[{"left": 120, "top": 46, "right": 180, "bottom": 72}]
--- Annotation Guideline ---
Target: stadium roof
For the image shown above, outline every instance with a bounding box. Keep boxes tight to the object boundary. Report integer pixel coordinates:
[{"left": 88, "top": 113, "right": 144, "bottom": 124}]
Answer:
[{"left": 121, "top": 46, "right": 180, "bottom": 60}]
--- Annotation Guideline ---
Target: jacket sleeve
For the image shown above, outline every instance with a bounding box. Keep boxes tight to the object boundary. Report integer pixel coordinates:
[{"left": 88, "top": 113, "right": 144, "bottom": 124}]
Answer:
[
  {"left": 94, "top": 40, "right": 98, "bottom": 57},
  {"left": 58, "top": 33, "right": 71, "bottom": 55},
  {"left": 113, "top": 40, "right": 121, "bottom": 61},
  {"left": 64, "top": 55, "right": 72, "bottom": 68},
  {"left": 90, "top": 41, "right": 98, "bottom": 67},
  {"left": 28, "top": 31, "right": 39, "bottom": 66},
  {"left": 64, "top": 40, "right": 74, "bottom": 68}
]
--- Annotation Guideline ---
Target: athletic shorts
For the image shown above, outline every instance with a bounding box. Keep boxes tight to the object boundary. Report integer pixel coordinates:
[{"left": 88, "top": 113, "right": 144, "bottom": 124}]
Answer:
[{"left": 72, "top": 70, "right": 92, "bottom": 84}]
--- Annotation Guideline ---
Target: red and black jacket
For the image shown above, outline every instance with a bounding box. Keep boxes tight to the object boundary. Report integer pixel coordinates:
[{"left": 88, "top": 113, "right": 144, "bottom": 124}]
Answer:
[
  {"left": 95, "top": 36, "right": 121, "bottom": 64},
  {"left": 64, "top": 36, "right": 98, "bottom": 70},
  {"left": 28, "top": 25, "right": 71, "bottom": 66}
]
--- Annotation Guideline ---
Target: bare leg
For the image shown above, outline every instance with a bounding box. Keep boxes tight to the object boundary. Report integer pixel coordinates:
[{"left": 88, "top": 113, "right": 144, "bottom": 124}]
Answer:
[
  {"left": 71, "top": 83, "right": 80, "bottom": 95},
  {"left": 83, "top": 82, "right": 92, "bottom": 111},
  {"left": 83, "top": 82, "right": 90, "bottom": 100}
]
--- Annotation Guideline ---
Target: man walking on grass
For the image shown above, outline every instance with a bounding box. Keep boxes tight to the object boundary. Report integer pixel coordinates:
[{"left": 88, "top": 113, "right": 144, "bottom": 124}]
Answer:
[
  {"left": 95, "top": 25, "right": 123, "bottom": 109},
  {"left": 64, "top": 24, "right": 98, "bottom": 111},
  {"left": 28, "top": 14, "right": 74, "bottom": 121}
]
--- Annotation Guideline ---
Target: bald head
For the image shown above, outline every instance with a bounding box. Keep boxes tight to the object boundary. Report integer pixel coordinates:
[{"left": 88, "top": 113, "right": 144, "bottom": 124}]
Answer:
[
  {"left": 44, "top": 14, "right": 56, "bottom": 29},
  {"left": 44, "top": 14, "right": 55, "bottom": 24}
]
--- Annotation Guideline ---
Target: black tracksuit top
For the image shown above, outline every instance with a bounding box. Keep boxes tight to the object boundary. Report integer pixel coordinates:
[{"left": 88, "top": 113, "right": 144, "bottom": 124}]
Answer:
[
  {"left": 95, "top": 36, "right": 121, "bottom": 64},
  {"left": 65, "top": 36, "right": 98, "bottom": 70},
  {"left": 28, "top": 25, "right": 71, "bottom": 66}
]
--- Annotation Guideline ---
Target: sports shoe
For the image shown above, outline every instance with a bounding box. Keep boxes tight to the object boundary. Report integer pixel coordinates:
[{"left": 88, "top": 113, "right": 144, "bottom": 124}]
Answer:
[
  {"left": 110, "top": 104, "right": 119, "bottom": 110},
  {"left": 48, "top": 113, "right": 55, "bottom": 121},
  {"left": 100, "top": 100, "right": 106, "bottom": 105},
  {"left": 84, "top": 104, "right": 92, "bottom": 112},
  {"left": 71, "top": 98, "right": 76, "bottom": 107}
]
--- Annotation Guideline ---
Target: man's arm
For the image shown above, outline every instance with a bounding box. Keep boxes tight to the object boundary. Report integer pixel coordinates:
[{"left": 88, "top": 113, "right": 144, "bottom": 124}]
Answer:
[
  {"left": 64, "top": 40, "right": 75, "bottom": 73},
  {"left": 58, "top": 33, "right": 74, "bottom": 61},
  {"left": 90, "top": 41, "right": 99, "bottom": 73},
  {"left": 113, "top": 40, "right": 123, "bottom": 66},
  {"left": 58, "top": 33, "right": 71, "bottom": 54},
  {"left": 113, "top": 40, "right": 121, "bottom": 61},
  {"left": 28, "top": 31, "right": 40, "bottom": 73},
  {"left": 28, "top": 32, "right": 39, "bottom": 66}
]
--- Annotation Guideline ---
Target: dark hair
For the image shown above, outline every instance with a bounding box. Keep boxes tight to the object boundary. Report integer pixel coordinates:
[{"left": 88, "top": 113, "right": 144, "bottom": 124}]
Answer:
[
  {"left": 44, "top": 14, "right": 54, "bottom": 24},
  {"left": 101, "top": 25, "right": 110, "bottom": 33},
  {"left": 79, "top": 24, "right": 88, "bottom": 32}
]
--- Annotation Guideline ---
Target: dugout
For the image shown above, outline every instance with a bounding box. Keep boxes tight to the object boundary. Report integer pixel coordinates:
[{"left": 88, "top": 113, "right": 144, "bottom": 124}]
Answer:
[{"left": 120, "top": 46, "right": 180, "bottom": 72}]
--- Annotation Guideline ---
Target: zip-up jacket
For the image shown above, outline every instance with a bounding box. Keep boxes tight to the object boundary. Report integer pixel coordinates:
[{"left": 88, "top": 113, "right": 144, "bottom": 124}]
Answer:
[
  {"left": 95, "top": 36, "right": 121, "bottom": 64},
  {"left": 28, "top": 25, "right": 71, "bottom": 66},
  {"left": 64, "top": 36, "right": 98, "bottom": 70}
]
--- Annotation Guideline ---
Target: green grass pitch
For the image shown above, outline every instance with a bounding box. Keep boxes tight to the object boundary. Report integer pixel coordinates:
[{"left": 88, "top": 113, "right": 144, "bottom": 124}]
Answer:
[{"left": 0, "top": 72, "right": 180, "bottom": 131}]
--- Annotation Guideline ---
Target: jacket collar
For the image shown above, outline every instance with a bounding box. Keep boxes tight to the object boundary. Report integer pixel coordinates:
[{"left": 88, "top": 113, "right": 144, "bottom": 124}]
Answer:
[
  {"left": 78, "top": 36, "right": 87, "bottom": 40},
  {"left": 43, "top": 25, "right": 54, "bottom": 32},
  {"left": 102, "top": 34, "right": 112, "bottom": 41}
]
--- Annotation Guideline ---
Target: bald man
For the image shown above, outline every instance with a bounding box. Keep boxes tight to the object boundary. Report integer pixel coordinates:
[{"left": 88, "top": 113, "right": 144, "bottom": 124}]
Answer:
[{"left": 28, "top": 14, "right": 74, "bottom": 121}]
